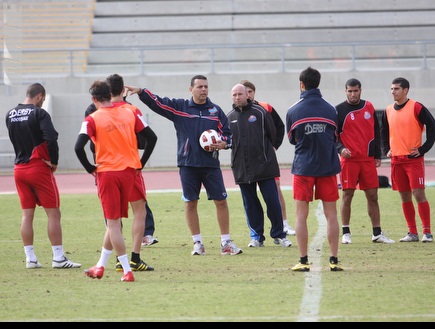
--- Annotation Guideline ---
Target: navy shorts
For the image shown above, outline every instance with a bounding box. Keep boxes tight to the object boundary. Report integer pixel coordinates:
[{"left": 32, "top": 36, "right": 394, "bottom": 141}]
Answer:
[{"left": 179, "top": 166, "right": 228, "bottom": 201}]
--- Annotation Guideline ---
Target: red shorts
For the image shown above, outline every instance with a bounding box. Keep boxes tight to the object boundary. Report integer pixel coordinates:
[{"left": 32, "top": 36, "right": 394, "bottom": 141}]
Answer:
[
  {"left": 339, "top": 159, "right": 379, "bottom": 190},
  {"left": 391, "top": 156, "right": 425, "bottom": 192},
  {"left": 293, "top": 175, "right": 339, "bottom": 202},
  {"left": 14, "top": 159, "right": 60, "bottom": 209},
  {"left": 129, "top": 170, "right": 147, "bottom": 202},
  {"left": 96, "top": 168, "right": 136, "bottom": 220}
]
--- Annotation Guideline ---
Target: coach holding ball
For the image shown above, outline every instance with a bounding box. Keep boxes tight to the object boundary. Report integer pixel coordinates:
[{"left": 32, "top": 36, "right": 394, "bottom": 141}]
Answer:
[{"left": 125, "top": 75, "right": 243, "bottom": 257}]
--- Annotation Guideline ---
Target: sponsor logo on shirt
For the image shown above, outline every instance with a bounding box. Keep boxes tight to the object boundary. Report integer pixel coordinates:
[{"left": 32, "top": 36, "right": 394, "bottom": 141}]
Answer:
[
  {"left": 364, "top": 111, "right": 371, "bottom": 120},
  {"left": 208, "top": 107, "right": 218, "bottom": 115},
  {"left": 8, "top": 108, "right": 34, "bottom": 122},
  {"left": 304, "top": 123, "right": 327, "bottom": 134}
]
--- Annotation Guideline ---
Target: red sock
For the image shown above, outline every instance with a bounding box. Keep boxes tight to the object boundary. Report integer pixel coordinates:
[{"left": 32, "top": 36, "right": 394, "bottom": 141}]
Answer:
[
  {"left": 402, "top": 201, "right": 417, "bottom": 234},
  {"left": 418, "top": 201, "right": 431, "bottom": 234}
]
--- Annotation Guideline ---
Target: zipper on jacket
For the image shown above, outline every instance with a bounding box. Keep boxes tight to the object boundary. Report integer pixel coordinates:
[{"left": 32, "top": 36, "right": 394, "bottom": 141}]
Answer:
[{"left": 183, "top": 138, "right": 189, "bottom": 156}]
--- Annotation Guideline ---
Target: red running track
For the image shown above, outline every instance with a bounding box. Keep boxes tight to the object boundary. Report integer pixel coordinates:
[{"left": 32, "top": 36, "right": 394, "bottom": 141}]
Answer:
[{"left": 2, "top": 165, "right": 434, "bottom": 195}]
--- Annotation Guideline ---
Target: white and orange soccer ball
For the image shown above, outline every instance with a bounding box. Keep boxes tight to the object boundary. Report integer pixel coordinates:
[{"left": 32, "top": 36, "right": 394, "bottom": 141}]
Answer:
[{"left": 199, "top": 129, "right": 221, "bottom": 152}]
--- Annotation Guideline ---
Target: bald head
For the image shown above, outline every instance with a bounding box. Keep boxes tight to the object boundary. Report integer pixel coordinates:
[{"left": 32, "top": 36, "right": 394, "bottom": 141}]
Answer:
[{"left": 232, "top": 84, "right": 249, "bottom": 109}]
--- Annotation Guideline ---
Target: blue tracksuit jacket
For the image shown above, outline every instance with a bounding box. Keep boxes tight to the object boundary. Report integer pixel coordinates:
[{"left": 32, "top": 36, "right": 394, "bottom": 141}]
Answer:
[{"left": 138, "top": 88, "right": 232, "bottom": 168}]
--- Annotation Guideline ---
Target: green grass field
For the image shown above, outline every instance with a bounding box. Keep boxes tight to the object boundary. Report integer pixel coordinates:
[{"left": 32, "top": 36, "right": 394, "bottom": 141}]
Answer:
[{"left": 0, "top": 188, "right": 434, "bottom": 322}]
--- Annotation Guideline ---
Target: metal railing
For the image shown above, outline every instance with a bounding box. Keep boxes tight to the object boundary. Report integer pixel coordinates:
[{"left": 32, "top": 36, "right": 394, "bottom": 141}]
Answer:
[{"left": 1, "top": 40, "right": 435, "bottom": 82}]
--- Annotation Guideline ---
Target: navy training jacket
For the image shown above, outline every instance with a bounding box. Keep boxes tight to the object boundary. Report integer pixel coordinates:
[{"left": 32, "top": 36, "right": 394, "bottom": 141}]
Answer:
[
  {"left": 138, "top": 88, "right": 232, "bottom": 168},
  {"left": 286, "top": 88, "right": 341, "bottom": 177}
]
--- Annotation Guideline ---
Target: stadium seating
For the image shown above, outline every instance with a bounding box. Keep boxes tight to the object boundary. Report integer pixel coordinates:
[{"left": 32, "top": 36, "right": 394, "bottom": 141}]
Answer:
[
  {"left": 0, "top": 0, "right": 94, "bottom": 76},
  {"left": 88, "top": 0, "right": 435, "bottom": 73}
]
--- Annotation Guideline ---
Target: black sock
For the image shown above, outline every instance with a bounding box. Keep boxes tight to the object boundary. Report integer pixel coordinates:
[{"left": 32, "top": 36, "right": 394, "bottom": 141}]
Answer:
[
  {"left": 330, "top": 256, "right": 338, "bottom": 264},
  {"left": 300, "top": 256, "right": 308, "bottom": 264},
  {"left": 342, "top": 226, "right": 351, "bottom": 235},
  {"left": 131, "top": 252, "right": 140, "bottom": 263},
  {"left": 373, "top": 227, "right": 382, "bottom": 236}
]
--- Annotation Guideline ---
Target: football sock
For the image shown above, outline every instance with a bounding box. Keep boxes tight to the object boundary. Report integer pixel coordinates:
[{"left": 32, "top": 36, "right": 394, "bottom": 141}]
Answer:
[
  {"left": 96, "top": 247, "right": 112, "bottom": 268},
  {"left": 117, "top": 254, "right": 131, "bottom": 274},
  {"left": 24, "top": 245, "right": 37, "bottom": 262},
  {"left": 192, "top": 234, "right": 202, "bottom": 244},
  {"left": 221, "top": 234, "right": 230, "bottom": 246},
  {"left": 402, "top": 201, "right": 417, "bottom": 234},
  {"left": 417, "top": 201, "right": 431, "bottom": 234},
  {"left": 131, "top": 252, "right": 140, "bottom": 263},
  {"left": 330, "top": 256, "right": 339, "bottom": 264},
  {"left": 52, "top": 245, "right": 64, "bottom": 261},
  {"left": 373, "top": 227, "right": 382, "bottom": 236}
]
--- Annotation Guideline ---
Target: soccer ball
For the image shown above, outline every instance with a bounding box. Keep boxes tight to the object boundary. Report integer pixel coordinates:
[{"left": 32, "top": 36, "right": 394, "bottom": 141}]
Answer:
[{"left": 199, "top": 129, "right": 221, "bottom": 152}]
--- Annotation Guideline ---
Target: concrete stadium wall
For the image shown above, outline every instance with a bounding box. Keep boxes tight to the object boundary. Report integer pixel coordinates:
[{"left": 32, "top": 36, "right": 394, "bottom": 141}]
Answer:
[{"left": 2, "top": 68, "right": 435, "bottom": 172}]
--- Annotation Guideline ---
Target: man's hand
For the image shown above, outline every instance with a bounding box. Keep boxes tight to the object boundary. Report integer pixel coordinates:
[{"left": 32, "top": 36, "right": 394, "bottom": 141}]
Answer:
[
  {"left": 210, "top": 140, "right": 228, "bottom": 151},
  {"left": 408, "top": 148, "right": 421, "bottom": 158},
  {"left": 375, "top": 159, "right": 381, "bottom": 167},
  {"left": 124, "top": 86, "right": 142, "bottom": 96},
  {"left": 340, "top": 148, "right": 351, "bottom": 158},
  {"left": 43, "top": 159, "right": 57, "bottom": 172}
]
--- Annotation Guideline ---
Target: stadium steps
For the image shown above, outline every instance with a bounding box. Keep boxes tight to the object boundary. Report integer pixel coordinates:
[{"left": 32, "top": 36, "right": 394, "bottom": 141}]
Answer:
[
  {"left": 88, "top": 0, "right": 435, "bottom": 73},
  {"left": 0, "top": 0, "right": 94, "bottom": 76}
]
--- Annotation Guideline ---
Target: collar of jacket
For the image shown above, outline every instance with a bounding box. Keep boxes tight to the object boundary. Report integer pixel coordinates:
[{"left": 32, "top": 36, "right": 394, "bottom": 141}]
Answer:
[
  {"left": 301, "top": 88, "right": 322, "bottom": 99},
  {"left": 232, "top": 99, "right": 253, "bottom": 112},
  {"left": 189, "top": 97, "right": 213, "bottom": 108}
]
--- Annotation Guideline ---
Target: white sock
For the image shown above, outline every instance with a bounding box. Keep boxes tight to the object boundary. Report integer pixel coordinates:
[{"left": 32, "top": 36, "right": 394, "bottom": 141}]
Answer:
[
  {"left": 24, "top": 245, "right": 37, "bottom": 262},
  {"left": 192, "top": 234, "right": 202, "bottom": 244},
  {"left": 96, "top": 247, "right": 112, "bottom": 268},
  {"left": 117, "top": 254, "right": 131, "bottom": 274},
  {"left": 52, "top": 245, "right": 64, "bottom": 261},
  {"left": 221, "top": 234, "right": 230, "bottom": 246},
  {"left": 283, "top": 219, "right": 288, "bottom": 226}
]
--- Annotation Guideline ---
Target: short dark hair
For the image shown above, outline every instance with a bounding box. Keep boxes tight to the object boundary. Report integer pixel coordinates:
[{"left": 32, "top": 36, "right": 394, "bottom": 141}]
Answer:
[
  {"left": 106, "top": 73, "right": 124, "bottom": 97},
  {"left": 345, "top": 78, "right": 361, "bottom": 89},
  {"left": 299, "top": 66, "right": 321, "bottom": 90},
  {"left": 240, "top": 80, "right": 256, "bottom": 91},
  {"left": 26, "top": 83, "right": 45, "bottom": 98},
  {"left": 89, "top": 80, "right": 111, "bottom": 103},
  {"left": 191, "top": 74, "right": 207, "bottom": 87},
  {"left": 392, "top": 77, "right": 410, "bottom": 90}
]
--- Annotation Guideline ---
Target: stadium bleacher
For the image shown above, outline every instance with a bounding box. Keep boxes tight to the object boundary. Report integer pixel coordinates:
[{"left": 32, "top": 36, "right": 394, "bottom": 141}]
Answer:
[{"left": 1, "top": 1, "right": 94, "bottom": 75}]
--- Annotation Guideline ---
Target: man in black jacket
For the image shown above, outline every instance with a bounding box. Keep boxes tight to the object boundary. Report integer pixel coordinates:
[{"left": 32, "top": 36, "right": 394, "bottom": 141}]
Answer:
[
  {"left": 240, "top": 80, "right": 296, "bottom": 236},
  {"left": 227, "top": 83, "right": 292, "bottom": 248}
]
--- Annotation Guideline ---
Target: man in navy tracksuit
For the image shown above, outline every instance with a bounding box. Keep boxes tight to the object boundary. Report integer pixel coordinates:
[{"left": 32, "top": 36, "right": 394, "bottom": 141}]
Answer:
[
  {"left": 126, "top": 75, "right": 243, "bottom": 256},
  {"left": 227, "top": 83, "right": 291, "bottom": 248},
  {"left": 286, "top": 66, "right": 343, "bottom": 272}
]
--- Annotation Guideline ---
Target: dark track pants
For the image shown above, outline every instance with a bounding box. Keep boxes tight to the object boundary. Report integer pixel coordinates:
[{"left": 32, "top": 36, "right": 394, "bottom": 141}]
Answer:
[
  {"left": 144, "top": 203, "right": 155, "bottom": 236},
  {"left": 239, "top": 178, "right": 285, "bottom": 243}
]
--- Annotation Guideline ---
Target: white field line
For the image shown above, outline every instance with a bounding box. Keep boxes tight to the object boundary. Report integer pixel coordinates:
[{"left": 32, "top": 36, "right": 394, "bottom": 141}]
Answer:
[{"left": 296, "top": 201, "right": 326, "bottom": 322}]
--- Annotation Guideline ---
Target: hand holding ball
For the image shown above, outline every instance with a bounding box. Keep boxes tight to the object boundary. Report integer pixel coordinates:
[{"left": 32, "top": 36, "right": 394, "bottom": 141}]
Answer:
[{"left": 199, "top": 129, "right": 221, "bottom": 152}]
